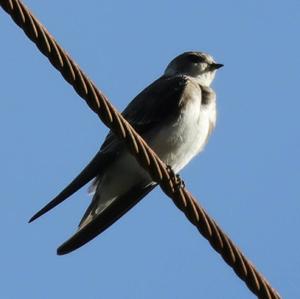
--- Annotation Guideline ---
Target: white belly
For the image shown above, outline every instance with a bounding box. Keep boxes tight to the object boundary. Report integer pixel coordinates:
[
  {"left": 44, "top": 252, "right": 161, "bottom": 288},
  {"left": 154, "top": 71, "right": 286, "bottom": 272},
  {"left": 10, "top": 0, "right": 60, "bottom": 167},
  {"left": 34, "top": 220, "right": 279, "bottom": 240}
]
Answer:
[{"left": 149, "top": 94, "right": 216, "bottom": 173}]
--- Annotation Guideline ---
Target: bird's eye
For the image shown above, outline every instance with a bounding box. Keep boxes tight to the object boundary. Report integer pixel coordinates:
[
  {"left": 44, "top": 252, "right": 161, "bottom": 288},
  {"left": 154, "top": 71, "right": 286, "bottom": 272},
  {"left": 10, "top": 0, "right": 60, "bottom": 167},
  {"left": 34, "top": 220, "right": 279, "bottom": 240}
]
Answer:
[{"left": 186, "top": 54, "right": 203, "bottom": 64}]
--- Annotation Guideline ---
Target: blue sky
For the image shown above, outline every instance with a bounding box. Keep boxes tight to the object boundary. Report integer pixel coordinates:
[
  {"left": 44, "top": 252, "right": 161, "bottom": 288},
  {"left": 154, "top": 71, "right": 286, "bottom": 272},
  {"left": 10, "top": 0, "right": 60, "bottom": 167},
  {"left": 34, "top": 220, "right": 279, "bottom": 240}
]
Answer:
[{"left": 1, "top": 0, "right": 299, "bottom": 298}]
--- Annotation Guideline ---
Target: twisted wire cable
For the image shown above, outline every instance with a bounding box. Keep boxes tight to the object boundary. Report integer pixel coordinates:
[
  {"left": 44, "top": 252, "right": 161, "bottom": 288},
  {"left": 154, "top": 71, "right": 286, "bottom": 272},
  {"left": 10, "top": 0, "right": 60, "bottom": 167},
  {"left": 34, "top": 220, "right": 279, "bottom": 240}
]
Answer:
[{"left": 0, "top": 1, "right": 281, "bottom": 298}]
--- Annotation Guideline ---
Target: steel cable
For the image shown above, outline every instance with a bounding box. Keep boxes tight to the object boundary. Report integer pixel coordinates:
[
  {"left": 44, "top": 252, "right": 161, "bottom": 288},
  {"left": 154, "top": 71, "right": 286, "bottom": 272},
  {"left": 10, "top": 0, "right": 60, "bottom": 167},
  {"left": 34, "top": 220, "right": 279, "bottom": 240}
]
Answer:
[{"left": 0, "top": 1, "right": 281, "bottom": 298}]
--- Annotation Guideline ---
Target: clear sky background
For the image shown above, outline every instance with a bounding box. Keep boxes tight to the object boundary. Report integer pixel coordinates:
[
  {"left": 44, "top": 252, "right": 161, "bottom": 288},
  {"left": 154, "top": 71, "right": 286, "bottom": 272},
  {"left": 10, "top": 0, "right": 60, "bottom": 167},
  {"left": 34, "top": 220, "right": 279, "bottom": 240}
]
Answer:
[{"left": 1, "top": 1, "right": 299, "bottom": 298}]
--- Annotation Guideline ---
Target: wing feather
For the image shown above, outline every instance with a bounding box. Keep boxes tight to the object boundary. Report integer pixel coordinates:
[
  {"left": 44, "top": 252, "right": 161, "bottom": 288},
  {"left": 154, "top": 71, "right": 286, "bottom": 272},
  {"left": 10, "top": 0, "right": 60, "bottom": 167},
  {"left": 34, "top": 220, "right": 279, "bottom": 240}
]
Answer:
[{"left": 57, "top": 183, "right": 156, "bottom": 255}]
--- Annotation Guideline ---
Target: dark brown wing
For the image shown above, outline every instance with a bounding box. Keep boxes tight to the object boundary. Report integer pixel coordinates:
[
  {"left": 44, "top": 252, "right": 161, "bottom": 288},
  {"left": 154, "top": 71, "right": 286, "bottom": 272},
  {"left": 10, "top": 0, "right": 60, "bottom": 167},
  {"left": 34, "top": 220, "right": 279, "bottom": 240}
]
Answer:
[
  {"left": 28, "top": 151, "right": 114, "bottom": 223},
  {"left": 56, "top": 75, "right": 189, "bottom": 254},
  {"left": 29, "top": 75, "right": 188, "bottom": 229},
  {"left": 100, "top": 75, "right": 188, "bottom": 153}
]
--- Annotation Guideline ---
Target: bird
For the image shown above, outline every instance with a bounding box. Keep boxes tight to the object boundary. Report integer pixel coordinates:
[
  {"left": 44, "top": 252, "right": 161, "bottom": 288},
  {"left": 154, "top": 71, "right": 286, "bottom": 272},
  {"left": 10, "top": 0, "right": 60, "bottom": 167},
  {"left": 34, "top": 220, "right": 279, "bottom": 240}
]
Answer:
[{"left": 29, "top": 51, "right": 223, "bottom": 255}]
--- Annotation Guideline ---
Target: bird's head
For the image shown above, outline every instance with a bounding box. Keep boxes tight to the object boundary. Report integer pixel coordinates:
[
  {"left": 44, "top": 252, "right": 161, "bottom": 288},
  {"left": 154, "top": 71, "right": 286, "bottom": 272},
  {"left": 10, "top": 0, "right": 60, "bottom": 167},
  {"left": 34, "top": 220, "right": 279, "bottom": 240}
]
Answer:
[{"left": 164, "top": 51, "right": 223, "bottom": 87}]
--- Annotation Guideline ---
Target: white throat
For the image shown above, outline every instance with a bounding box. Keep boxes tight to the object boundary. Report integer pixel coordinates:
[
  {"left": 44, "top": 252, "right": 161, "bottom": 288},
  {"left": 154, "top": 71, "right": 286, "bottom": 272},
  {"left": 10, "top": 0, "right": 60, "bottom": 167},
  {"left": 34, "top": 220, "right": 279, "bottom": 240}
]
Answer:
[{"left": 193, "top": 71, "right": 216, "bottom": 87}]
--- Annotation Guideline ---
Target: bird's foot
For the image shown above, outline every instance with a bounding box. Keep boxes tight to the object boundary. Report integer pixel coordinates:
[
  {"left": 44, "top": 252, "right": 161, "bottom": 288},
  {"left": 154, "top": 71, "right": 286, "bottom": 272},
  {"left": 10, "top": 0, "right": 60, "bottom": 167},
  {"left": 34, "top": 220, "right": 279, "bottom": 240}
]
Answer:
[{"left": 166, "top": 165, "right": 185, "bottom": 190}]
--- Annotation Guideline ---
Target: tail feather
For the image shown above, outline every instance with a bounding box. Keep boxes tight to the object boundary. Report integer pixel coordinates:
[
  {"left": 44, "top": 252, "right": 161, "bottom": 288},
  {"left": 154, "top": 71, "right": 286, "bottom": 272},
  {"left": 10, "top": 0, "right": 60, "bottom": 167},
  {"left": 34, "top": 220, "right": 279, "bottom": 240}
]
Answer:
[{"left": 57, "top": 183, "right": 156, "bottom": 255}]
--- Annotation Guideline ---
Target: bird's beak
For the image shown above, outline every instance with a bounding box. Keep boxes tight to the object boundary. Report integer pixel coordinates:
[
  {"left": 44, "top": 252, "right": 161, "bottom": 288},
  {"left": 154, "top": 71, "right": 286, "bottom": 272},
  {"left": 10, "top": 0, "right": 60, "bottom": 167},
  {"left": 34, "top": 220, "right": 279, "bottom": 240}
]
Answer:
[{"left": 212, "top": 63, "right": 224, "bottom": 70}]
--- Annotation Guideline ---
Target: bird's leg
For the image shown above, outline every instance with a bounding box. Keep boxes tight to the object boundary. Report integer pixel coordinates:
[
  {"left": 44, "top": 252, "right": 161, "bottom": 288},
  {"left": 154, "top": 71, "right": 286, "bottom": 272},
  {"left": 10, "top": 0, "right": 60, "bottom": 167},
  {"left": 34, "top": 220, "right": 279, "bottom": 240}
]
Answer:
[{"left": 166, "top": 165, "right": 185, "bottom": 189}]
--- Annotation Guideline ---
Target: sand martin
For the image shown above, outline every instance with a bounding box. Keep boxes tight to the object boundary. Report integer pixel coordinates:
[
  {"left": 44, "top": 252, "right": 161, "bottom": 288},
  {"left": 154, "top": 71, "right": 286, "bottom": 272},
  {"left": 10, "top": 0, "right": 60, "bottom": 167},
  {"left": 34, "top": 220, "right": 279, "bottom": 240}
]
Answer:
[{"left": 29, "top": 51, "right": 223, "bottom": 255}]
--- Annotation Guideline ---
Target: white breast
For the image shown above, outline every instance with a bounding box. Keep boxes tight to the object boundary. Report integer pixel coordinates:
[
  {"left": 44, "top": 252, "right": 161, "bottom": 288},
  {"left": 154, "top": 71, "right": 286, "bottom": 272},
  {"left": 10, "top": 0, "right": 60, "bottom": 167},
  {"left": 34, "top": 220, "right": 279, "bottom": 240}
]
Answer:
[
  {"left": 149, "top": 87, "right": 216, "bottom": 173},
  {"left": 90, "top": 82, "right": 216, "bottom": 216}
]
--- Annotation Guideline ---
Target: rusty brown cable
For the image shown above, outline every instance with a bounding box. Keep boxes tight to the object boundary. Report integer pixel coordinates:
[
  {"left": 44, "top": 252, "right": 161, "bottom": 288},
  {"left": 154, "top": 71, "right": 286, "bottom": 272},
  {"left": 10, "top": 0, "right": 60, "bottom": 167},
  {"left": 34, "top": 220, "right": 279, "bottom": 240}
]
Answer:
[{"left": 0, "top": 1, "right": 281, "bottom": 298}]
